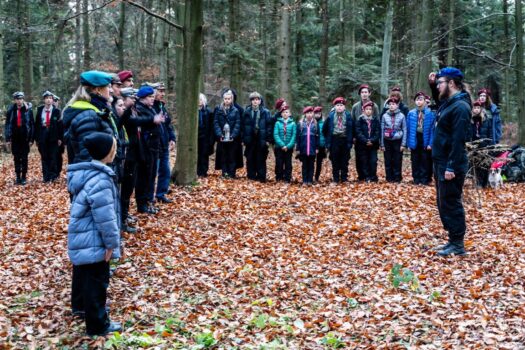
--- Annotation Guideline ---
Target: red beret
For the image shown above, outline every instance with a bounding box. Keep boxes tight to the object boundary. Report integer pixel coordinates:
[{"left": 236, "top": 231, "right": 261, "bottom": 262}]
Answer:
[
  {"left": 386, "top": 97, "right": 400, "bottom": 105},
  {"left": 358, "top": 84, "right": 370, "bottom": 93},
  {"left": 414, "top": 91, "right": 426, "bottom": 100},
  {"left": 303, "top": 106, "right": 314, "bottom": 114},
  {"left": 275, "top": 98, "right": 286, "bottom": 111},
  {"left": 362, "top": 101, "right": 374, "bottom": 110},
  {"left": 473, "top": 100, "right": 483, "bottom": 107},
  {"left": 117, "top": 70, "right": 133, "bottom": 82},
  {"left": 332, "top": 97, "right": 346, "bottom": 106},
  {"left": 391, "top": 86, "right": 401, "bottom": 92},
  {"left": 477, "top": 88, "right": 491, "bottom": 96},
  {"left": 280, "top": 105, "right": 289, "bottom": 112},
  {"left": 313, "top": 106, "right": 323, "bottom": 113}
]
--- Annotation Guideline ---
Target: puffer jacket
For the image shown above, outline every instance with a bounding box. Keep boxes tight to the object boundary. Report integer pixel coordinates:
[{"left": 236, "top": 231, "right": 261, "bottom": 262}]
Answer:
[
  {"left": 380, "top": 110, "right": 407, "bottom": 147},
  {"left": 273, "top": 117, "right": 297, "bottom": 149},
  {"left": 67, "top": 161, "right": 120, "bottom": 266},
  {"left": 63, "top": 101, "right": 114, "bottom": 163},
  {"left": 406, "top": 107, "right": 435, "bottom": 150}
]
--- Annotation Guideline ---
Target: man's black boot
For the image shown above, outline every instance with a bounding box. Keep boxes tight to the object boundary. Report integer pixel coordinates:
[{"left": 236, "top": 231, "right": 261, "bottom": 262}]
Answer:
[
  {"left": 438, "top": 241, "right": 466, "bottom": 256},
  {"left": 433, "top": 242, "right": 452, "bottom": 251}
]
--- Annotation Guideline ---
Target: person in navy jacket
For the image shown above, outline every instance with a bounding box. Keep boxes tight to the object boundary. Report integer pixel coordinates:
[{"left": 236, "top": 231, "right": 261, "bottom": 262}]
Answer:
[
  {"left": 355, "top": 101, "right": 380, "bottom": 182},
  {"left": 477, "top": 88, "right": 502, "bottom": 144},
  {"left": 296, "top": 106, "right": 319, "bottom": 185},
  {"left": 214, "top": 89, "right": 241, "bottom": 178},
  {"left": 406, "top": 91, "right": 435, "bottom": 185}
]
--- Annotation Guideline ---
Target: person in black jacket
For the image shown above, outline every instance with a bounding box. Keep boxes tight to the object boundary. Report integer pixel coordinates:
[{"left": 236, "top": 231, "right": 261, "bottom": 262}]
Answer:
[
  {"left": 214, "top": 90, "right": 241, "bottom": 178},
  {"left": 242, "top": 92, "right": 272, "bottom": 182},
  {"left": 133, "top": 86, "right": 165, "bottom": 214},
  {"left": 355, "top": 101, "right": 380, "bottom": 182},
  {"left": 470, "top": 99, "right": 494, "bottom": 188},
  {"left": 428, "top": 67, "right": 472, "bottom": 257},
  {"left": 197, "top": 93, "right": 215, "bottom": 177},
  {"left": 35, "top": 91, "right": 63, "bottom": 182},
  {"left": 4, "top": 91, "right": 34, "bottom": 185},
  {"left": 153, "top": 83, "right": 176, "bottom": 203}
]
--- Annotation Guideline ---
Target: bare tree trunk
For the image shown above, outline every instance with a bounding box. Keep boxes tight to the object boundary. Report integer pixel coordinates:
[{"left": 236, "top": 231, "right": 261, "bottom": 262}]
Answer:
[
  {"left": 339, "top": 0, "right": 345, "bottom": 57},
  {"left": 118, "top": 2, "right": 126, "bottom": 70},
  {"left": 157, "top": 0, "right": 169, "bottom": 83},
  {"left": 229, "top": 0, "right": 242, "bottom": 99},
  {"left": 349, "top": 0, "right": 356, "bottom": 65},
  {"left": 503, "top": 0, "right": 511, "bottom": 121},
  {"left": 516, "top": 0, "right": 525, "bottom": 144},
  {"left": 18, "top": 0, "right": 32, "bottom": 100},
  {"left": 380, "top": 0, "right": 394, "bottom": 102},
  {"left": 75, "top": 0, "right": 82, "bottom": 75},
  {"left": 175, "top": 1, "right": 185, "bottom": 102},
  {"left": 146, "top": 0, "right": 154, "bottom": 53},
  {"left": 318, "top": 0, "right": 329, "bottom": 105},
  {"left": 173, "top": 0, "right": 203, "bottom": 185},
  {"left": 446, "top": 0, "right": 455, "bottom": 65},
  {"left": 295, "top": 0, "right": 303, "bottom": 75},
  {"left": 82, "top": 0, "right": 91, "bottom": 70},
  {"left": 415, "top": 0, "right": 432, "bottom": 94},
  {"left": 0, "top": 10, "right": 4, "bottom": 106},
  {"left": 278, "top": 0, "right": 292, "bottom": 108}
]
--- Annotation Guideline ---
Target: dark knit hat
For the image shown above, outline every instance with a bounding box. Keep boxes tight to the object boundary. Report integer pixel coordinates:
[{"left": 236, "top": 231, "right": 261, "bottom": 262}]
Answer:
[
  {"left": 117, "top": 70, "right": 133, "bottom": 82},
  {"left": 362, "top": 101, "right": 374, "bottom": 110},
  {"left": 358, "top": 84, "right": 370, "bottom": 94},
  {"left": 80, "top": 71, "right": 113, "bottom": 87},
  {"left": 84, "top": 132, "right": 115, "bottom": 161},
  {"left": 313, "top": 106, "right": 323, "bottom": 113},
  {"left": 332, "top": 97, "right": 346, "bottom": 106},
  {"left": 136, "top": 86, "right": 155, "bottom": 98},
  {"left": 303, "top": 106, "right": 314, "bottom": 114}
]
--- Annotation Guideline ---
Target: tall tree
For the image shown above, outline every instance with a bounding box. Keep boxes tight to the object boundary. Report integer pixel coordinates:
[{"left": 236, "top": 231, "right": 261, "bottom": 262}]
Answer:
[
  {"left": 157, "top": 0, "right": 169, "bottom": 84},
  {"left": 516, "top": 0, "right": 525, "bottom": 144},
  {"left": 82, "top": 0, "right": 91, "bottom": 70},
  {"left": 318, "top": 0, "right": 329, "bottom": 104},
  {"left": 446, "top": 0, "right": 455, "bottom": 65},
  {"left": 229, "top": 0, "right": 242, "bottom": 99},
  {"left": 75, "top": 0, "right": 82, "bottom": 74},
  {"left": 117, "top": 2, "right": 126, "bottom": 70},
  {"left": 173, "top": 0, "right": 203, "bottom": 185},
  {"left": 295, "top": 0, "right": 303, "bottom": 75},
  {"left": 414, "top": 0, "right": 432, "bottom": 95},
  {"left": 0, "top": 5, "right": 5, "bottom": 106},
  {"left": 278, "top": 0, "right": 292, "bottom": 108},
  {"left": 380, "top": 0, "right": 394, "bottom": 101},
  {"left": 18, "top": 0, "right": 32, "bottom": 100},
  {"left": 502, "top": 0, "right": 511, "bottom": 120}
]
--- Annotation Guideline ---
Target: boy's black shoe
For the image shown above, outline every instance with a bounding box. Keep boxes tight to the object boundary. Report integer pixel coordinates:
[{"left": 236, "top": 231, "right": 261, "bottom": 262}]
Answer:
[
  {"left": 438, "top": 242, "right": 466, "bottom": 257},
  {"left": 87, "top": 321, "right": 122, "bottom": 337},
  {"left": 156, "top": 195, "right": 172, "bottom": 203},
  {"left": 122, "top": 224, "right": 137, "bottom": 234}
]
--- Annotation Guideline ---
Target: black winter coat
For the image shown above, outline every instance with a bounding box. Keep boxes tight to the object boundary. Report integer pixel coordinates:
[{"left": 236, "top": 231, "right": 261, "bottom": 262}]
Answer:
[
  {"left": 134, "top": 101, "right": 161, "bottom": 154},
  {"left": 198, "top": 106, "right": 215, "bottom": 155},
  {"left": 5, "top": 103, "right": 34, "bottom": 144},
  {"left": 241, "top": 106, "right": 272, "bottom": 147},
  {"left": 153, "top": 100, "right": 176, "bottom": 151},
  {"left": 355, "top": 115, "right": 380, "bottom": 149},
  {"left": 432, "top": 92, "right": 472, "bottom": 175},
  {"left": 34, "top": 105, "right": 63, "bottom": 145},
  {"left": 62, "top": 103, "right": 113, "bottom": 163},
  {"left": 323, "top": 110, "right": 354, "bottom": 151},
  {"left": 213, "top": 105, "right": 240, "bottom": 140},
  {"left": 471, "top": 116, "right": 493, "bottom": 144},
  {"left": 122, "top": 103, "right": 158, "bottom": 162}
]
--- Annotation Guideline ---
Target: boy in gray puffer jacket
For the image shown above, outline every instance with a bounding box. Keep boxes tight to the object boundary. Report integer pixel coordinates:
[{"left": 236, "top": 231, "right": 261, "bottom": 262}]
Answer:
[{"left": 67, "top": 132, "right": 122, "bottom": 336}]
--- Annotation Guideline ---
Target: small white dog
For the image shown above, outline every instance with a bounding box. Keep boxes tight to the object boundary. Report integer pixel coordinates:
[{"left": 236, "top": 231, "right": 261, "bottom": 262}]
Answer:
[{"left": 488, "top": 168, "right": 503, "bottom": 189}]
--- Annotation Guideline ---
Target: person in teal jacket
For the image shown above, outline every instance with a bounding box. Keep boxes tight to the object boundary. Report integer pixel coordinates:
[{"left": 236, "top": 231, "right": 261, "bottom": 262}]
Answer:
[
  {"left": 273, "top": 105, "right": 296, "bottom": 182},
  {"left": 313, "top": 106, "right": 326, "bottom": 182}
]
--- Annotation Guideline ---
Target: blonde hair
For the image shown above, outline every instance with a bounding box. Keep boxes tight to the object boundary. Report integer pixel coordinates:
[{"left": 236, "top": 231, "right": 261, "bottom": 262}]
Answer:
[
  {"left": 63, "top": 85, "right": 92, "bottom": 117},
  {"left": 199, "top": 93, "right": 207, "bottom": 106}
]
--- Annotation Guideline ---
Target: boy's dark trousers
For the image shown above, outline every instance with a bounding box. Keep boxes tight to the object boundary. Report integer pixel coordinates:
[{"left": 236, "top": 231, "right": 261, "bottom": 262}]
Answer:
[
  {"left": 384, "top": 138, "right": 403, "bottom": 182},
  {"left": 136, "top": 145, "right": 158, "bottom": 209},
  {"left": 357, "top": 144, "right": 378, "bottom": 181},
  {"left": 275, "top": 148, "right": 293, "bottom": 182},
  {"left": 410, "top": 133, "right": 432, "bottom": 185},
  {"left": 355, "top": 146, "right": 365, "bottom": 181},
  {"left": 71, "top": 261, "right": 110, "bottom": 335},
  {"left": 315, "top": 147, "right": 326, "bottom": 181},
  {"left": 38, "top": 141, "right": 59, "bottom": 182},
  {"left": 245, "top": 137, "right": 269, "bottom": 181},
  {"left": 329, "top": 136, "right": 350, "bottom": 182},
  {"left": 197, "top": 136, "right": 210, "bottom": 177},
  {"left": 301, "top": 155, "right": 316, "bottom": 183},
  {"left": 220, "top": 141, "right": 237, "bottom": 177},
  {"left": 11, "top": 137, "right": 30, "bottom": 182},
  {"left": 121, "top": 158, "right": 137, "bottom": 220}
]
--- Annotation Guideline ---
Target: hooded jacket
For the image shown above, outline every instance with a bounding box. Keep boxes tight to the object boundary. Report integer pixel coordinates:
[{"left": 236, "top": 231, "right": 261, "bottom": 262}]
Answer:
[{"left": 67, "top": 161, "right": 120, "bottom": 265}]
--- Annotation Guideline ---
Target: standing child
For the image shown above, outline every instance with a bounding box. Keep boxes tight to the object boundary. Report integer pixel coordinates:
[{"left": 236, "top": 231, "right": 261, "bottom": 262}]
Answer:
[
  {"left": 355, "top": 101, "right": 380, "bottom": 182},
  {"left": 380, "top": 97, "right": 407, "bottom": 183},
  {"left": 67, "top": 132, "right": 122, "bottom": 336},
  {"left": 297, "top": 106, "right": 319, "bottom": 185},
  {"left": 313, "top": 106, "right": 326, "bottom": 182},
  {"left": 273, "top": 105, "right": 296, "bottom": 182},
  {"left": 470, "top": 99, "right": 494, "bottom": 187}
]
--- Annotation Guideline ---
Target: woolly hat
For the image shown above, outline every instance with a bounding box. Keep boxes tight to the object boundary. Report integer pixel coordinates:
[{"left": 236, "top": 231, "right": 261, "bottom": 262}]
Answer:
[
  {"left": 477, "top": 88, "right": 490, "bottom": 96},
  {"left": 332, "top": 97, "right": 346, "bottom": 106},
  {"left": 362, "top": 101, "right": 374, "bottom": 110},
  {"left": 42, "top": 91, "right": 54, "bottom": 98},
  {"left": 136, "top": 86, "right": 155, "bottom": 98},
  {"left": 386, "top": 97, "right": 400, "bottom": 105},
  {"left": 436, "top": 67, "right": 464, "bottom": 80},
  {"left": 84, "top": 132, "right": 115, "bottom": 161},
  {"left": 358, "top": 84, "right": 370, "bottom": 94},
  {"left": 12, "top": 91, "right": 24, "bottom": 99},
  {"left": 275, "top": 98, "right": 286, "bottom": 111},
  {"left": 117, "top": 70, "right": 133, "bottom": 82},
  {"left": 313, "top": 106, "right": 323, "bottom": 113},
  {"left": 303, "top": 106, "right": 314, "bottom": 114},
  {"left": 80, "top": 71, "right": 112, "bottom": 87},
  {"left": 413, "top": 91, "right": 426, "bottom": 101}
]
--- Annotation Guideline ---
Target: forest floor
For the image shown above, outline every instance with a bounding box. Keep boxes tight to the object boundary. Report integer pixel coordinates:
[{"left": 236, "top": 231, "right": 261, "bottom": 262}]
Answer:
[{"left": 1, "top": 151, "right": 525, "bottom": 349}]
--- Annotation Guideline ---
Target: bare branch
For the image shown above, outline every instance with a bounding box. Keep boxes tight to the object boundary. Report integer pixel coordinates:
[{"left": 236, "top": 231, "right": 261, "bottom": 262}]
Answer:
[{"left": 123, "top": 0, "right": 184, "bottom": 32}]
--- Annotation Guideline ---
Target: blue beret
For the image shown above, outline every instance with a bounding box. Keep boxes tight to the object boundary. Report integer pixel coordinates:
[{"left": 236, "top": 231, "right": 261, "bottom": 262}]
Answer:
[
  {"left": 437, "top": 67, "right": 464, "bottom": 80},
  {"left": 80, "top": 70, "right": 113, "bottom": 87},
  {"left": 136, "top": 86, "right": 155, "bottom": 98}
]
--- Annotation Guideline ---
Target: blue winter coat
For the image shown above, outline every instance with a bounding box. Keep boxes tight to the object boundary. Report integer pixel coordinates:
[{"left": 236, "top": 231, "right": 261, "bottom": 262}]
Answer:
[
  {"left": 296, "top": 120, "right": 320, "bottom": 156},
  {"left": 406, "top": 107, "right": 435, "bottom": 150},
  {"left": 323, "top": 110, "right": 354, "bottom": 151},
  {"left": 487, "top": 103, "right": 502, "bottom": 144},
  {"left": 67, "top": 161, "right": 121, "bottom": 266}
]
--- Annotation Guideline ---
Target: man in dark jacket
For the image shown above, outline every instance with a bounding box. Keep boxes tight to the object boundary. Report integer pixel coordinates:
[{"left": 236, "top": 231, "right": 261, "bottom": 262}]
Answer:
[
  {"left": 152, "top": 83, "right": 176, "bottom": 203},
  {"left": 35, "top": 91, "right": 63, "bottom": 182},
  {"left": 323, "top": 97, "right": 354, "bottom": 182},
  {"left": 241, "top": 92, "right": 272, "bottom": 182},
  {"left": 428, "top": 67, "right": 472, "bottom": 257},
  {"left": 5, "top": 91, "right": 34, "bottom": 185}
]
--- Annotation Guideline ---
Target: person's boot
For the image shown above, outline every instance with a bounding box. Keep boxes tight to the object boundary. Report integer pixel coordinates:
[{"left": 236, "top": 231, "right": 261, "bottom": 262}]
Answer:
[
  {"left": 20, "top": 175, "right": 27, "bottom": 185},
  {"left": 122, "top": 223, "right": 137, "bottom": 234},
  {"left": 15, "top": 175, "right": 21, "bottom": 185},
  {"left": 433, "top": 242, "right": 452, "bottom": 251},
  {"left": 438, "top": 241, "right": 466, "bottom": 256}
]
